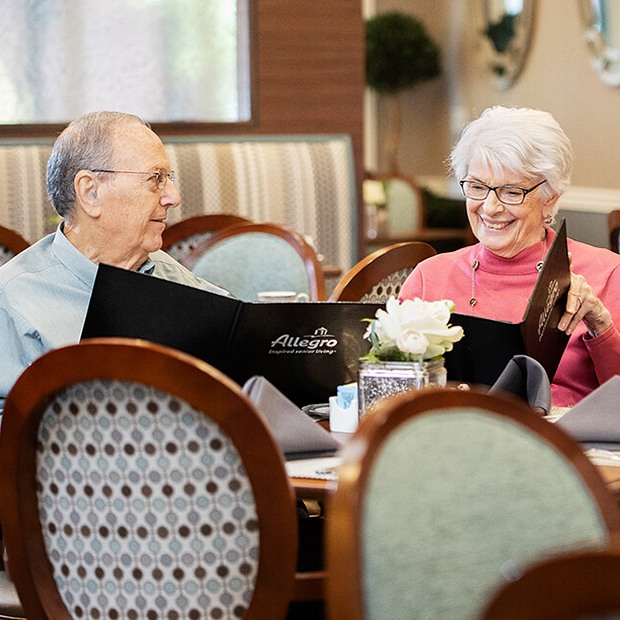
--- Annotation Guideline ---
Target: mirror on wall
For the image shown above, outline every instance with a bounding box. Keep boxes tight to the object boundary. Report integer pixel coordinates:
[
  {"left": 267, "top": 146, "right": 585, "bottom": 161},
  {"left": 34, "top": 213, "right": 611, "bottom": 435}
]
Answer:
[
  {"left": 0, "top": 0, "right": 252, "bottom": 124},
  {"left": 475, "top": 0, "right": 535, "bottom": 90},
  {"left": 579, "top": 0, "right": 620, "bottom": 86}
]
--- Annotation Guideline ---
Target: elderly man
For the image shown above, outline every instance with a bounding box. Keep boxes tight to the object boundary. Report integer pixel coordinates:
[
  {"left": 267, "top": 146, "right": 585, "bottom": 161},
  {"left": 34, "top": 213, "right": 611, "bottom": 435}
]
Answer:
[{"left": 0, "top": 111, "right": 228, "bottom": 412}]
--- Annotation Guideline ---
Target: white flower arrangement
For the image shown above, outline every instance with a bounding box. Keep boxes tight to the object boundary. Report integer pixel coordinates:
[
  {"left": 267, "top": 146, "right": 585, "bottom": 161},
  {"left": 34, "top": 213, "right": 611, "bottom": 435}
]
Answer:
[{"left": 362, "top": 296, "right": 465, "bottom": 363}]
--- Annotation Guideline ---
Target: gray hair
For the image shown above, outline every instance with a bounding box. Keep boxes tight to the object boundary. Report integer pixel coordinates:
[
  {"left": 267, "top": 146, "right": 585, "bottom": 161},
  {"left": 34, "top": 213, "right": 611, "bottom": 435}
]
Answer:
[
  {"left": 449, "top": 106, "right": 574, "bottom": 206},
  {"left": 46, "top": 111, "right": 149, "bottom": 218}
]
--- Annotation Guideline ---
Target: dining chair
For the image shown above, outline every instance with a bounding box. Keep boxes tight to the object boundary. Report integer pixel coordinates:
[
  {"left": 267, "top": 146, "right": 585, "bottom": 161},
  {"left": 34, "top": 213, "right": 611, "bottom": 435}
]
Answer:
[
  {"left": 482, "top": 545, "right": 620, "bottom": 619},
  {"left": 0, "top": 337, "right": 298, "bottom": 620},
  {"left": 609, "top": 209, "right": 620, "bottom": 253},
  {"left": 363, "top": 172, "right": 473, "bottom": 253},
  {"left": 325, "top": 387, "right": 620, "bottom": 620},
  {"left": 184, "top": 222, "right": 327, "bottom": 301},
  {"left": 329, "top": 241, "right": 436, "bottom": 302},
  {"left": 0, "top": 226, "right": 29, "bottom": 267},
  {"left": 162, "top": 213, "right": 252, "bottom": 263}
]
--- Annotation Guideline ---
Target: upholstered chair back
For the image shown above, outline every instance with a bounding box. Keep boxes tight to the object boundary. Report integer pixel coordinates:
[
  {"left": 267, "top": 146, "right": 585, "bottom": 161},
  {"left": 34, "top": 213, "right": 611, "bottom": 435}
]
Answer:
[
  {"left": 0, "top": 338, "right": 297, "bottom": 620},
  {"left": 326, "top": 388, "right": 620, "bottom": 620}
]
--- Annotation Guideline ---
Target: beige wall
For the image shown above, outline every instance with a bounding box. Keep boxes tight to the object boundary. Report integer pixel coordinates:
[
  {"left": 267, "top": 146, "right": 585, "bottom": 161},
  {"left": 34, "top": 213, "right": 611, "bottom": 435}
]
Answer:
[{"left": 375, "top": 0, "right": 620, "bottom": 191}]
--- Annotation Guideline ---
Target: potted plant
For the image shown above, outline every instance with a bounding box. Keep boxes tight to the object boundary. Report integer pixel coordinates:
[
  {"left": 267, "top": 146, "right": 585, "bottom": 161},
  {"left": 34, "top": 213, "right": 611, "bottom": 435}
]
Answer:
[{"left": 366, "top": 11, "right": 441, "bottom": 173}]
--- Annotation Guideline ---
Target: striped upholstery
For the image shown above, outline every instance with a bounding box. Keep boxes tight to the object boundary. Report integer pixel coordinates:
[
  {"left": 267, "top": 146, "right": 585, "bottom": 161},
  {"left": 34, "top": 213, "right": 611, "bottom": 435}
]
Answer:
[{"left": 0, "top": 134, "right": 357, "bottom": 271}]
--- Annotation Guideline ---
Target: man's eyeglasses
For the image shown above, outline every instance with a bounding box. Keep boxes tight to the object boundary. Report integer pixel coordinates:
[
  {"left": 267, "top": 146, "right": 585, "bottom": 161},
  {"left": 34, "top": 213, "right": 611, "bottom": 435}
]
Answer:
[
  {"left": 92, "top": 168, "right": 175, "bottom": 191},
  {"left": 459, "top": 179, "right": 546, "bottom": 206}
]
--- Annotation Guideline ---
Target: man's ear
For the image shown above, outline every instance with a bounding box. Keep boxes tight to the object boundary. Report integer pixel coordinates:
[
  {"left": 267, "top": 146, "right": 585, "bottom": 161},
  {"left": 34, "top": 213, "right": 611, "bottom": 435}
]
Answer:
[{"left": 74, "top": 170, "right": 102, "bottom": 217}]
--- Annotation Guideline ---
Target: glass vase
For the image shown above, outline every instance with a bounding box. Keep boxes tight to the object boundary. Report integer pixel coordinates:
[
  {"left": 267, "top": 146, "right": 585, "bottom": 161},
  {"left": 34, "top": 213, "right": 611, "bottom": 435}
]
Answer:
[{"left": 357, "top": 358, "right": 447, "bottom": 419}]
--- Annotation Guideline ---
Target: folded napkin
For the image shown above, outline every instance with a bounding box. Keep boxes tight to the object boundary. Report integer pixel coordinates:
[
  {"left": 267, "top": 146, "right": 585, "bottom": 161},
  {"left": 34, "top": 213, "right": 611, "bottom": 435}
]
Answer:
[
  {"left": 489, "top": 354, "right": 552, "bottom": 415},
  {"left": 243, "top": 375, "right": 341, "bottom": 460},
  {"left": 556, "top": 375, "right": 620, "bottom": 450}
]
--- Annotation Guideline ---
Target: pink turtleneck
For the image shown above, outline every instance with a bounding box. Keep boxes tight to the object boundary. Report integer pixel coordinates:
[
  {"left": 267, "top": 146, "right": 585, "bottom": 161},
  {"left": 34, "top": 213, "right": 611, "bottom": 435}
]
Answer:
[{"left": 399, "top": 227, "right": 620, "bottom": 406}]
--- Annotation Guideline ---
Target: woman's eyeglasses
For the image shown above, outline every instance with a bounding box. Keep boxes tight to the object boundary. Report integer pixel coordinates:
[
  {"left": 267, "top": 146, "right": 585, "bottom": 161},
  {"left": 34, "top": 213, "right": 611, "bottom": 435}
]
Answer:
[{"left": 459, "top": 179, "right": 546, "bottom": 205}]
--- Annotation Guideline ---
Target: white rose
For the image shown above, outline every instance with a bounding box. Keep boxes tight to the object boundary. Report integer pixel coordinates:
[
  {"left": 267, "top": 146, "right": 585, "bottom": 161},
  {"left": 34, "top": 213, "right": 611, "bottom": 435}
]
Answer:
[
  {"left": 396, "top": 329, "right": 429, "bottom": 355},
  {"left": 364, "top": 296, "right": 464, "bottom": 361}
]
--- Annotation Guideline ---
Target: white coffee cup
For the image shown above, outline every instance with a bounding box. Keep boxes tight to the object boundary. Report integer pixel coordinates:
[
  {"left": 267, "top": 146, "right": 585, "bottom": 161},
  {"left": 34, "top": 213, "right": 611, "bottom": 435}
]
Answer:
[{"left": 256, "top": 291, "right": 309, "bottom": 303}]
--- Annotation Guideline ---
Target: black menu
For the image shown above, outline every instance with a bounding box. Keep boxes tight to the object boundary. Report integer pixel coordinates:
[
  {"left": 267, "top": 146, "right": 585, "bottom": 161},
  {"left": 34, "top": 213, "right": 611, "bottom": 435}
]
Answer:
[
  {"left": 81, "top": 220, "right": 571, "bottom": 402},
  {"left": 81, "top": 266, "right": 382, "bottom": 406},
  {"left": 445, "top": 220, "right": 571, "bottom": 385}
]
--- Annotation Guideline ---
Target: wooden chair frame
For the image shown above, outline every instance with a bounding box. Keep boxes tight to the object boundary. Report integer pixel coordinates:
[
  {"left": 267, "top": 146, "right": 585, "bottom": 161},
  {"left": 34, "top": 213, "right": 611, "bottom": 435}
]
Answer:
[
  {"left": 161, "top": 213, "right": 252, "bottom": 252},
  {"left": 482, "top": 545, "right": 620, "bottom": 619},
  {"left": 329, "top": 241, "right": 436, "bottom": 301},
  {"left": 184, "top": 222, "right": 327, "bottom": 301},
  {"left": 325, "top": 387, "right": 620, "bottom": 619},
  {"left": 0, "top": 226, "right": 29, "bottom": 256},
  {"left": 0, "top": 338, "right": 298, "bottom": 620}
]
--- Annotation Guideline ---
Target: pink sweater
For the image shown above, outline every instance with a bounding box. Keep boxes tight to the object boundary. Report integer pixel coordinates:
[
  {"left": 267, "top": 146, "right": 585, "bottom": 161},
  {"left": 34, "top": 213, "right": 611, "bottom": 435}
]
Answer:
[{"left": 399, "top": 228, "right": 620, "bottom": 406}]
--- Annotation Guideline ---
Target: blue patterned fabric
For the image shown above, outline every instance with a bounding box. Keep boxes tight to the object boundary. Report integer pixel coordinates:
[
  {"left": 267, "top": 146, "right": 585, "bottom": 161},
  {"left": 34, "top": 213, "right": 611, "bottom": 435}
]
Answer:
[{"left": 36, "top": 379, "right": 259, "bottom": 619}]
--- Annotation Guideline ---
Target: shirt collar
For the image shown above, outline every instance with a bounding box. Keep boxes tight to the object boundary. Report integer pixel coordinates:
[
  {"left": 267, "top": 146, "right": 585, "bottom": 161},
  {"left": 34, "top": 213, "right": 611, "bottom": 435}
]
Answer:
[{"left": 53, "top": 223, "right": 156, "bottom": 277}]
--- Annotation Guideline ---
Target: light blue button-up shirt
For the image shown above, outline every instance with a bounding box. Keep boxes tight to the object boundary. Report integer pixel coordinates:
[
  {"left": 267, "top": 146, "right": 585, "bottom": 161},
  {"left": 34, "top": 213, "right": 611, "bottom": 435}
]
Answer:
[{"left": 0, "top": 227, "right": 229, "bottom": 412}]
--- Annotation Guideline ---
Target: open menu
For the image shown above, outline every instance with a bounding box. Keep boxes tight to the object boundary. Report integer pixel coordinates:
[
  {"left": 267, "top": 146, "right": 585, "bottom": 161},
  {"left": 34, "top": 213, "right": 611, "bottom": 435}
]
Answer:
[
  {"left": 81, "top": 267, "right": 383, "bottom": 406},
  {"left": 444, "top": 219, "right": 571, "bottom": 385},
  {"left": 81, "top": 220, "right": 571, "bottom": 404}
]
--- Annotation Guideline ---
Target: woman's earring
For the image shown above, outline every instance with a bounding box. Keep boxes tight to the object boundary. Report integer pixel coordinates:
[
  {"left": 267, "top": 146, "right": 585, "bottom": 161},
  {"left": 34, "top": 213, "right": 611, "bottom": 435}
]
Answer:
[{"left": 544, "top": 214, "right": 554, "bottom": 225}]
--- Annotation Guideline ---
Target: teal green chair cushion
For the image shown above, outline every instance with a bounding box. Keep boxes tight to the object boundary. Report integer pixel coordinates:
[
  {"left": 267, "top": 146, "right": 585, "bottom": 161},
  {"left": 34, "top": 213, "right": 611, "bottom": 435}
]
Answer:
[
  {"left": 362, "top": 408, "right": 610, "bottom": 620},
  {"left": 191, "top": 232, "right": 312, "bottom": 301}
]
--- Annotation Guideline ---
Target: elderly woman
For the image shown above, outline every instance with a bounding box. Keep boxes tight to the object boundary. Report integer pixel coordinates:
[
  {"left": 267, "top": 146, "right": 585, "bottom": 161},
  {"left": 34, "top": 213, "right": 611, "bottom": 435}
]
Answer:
[{"left": 399, "top": 106, "right": 620, "bottom": 406}]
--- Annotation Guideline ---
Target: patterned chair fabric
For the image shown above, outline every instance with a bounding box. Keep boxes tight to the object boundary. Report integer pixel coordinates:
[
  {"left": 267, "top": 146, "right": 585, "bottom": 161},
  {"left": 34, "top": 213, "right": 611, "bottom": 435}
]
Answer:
[
  {"left": 326, "top": 388, "right": 620, "bottom": 620},
  {"left": 0, "top": 247, "right": 15, "bottom": 266},
  {"left": 37, "top": 380, "right": 258, "bottom": 619},
  {"left": 167, "top": 231, "right": 214, "bottom": 264},
  {"left": 359, "top": 267, "right": 413, "bottom": 303},
  {"left": 0, "top": 134, "right": 357, "bottom": 271},
  {"left": 0, "top": 339, "right": 297, "bottom": 620}
]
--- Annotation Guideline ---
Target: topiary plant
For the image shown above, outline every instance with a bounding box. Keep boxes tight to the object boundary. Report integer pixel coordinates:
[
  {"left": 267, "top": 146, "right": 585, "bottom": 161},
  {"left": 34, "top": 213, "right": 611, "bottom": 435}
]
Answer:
[{"left": 366, "top": 11, "right": 441, "bottom": 173}]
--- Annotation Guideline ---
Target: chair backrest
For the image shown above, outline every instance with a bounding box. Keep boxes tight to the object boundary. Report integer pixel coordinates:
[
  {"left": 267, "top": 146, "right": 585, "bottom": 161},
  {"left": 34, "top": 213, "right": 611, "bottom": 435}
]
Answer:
[
  {"left": 609, "top": 209, "right": 620, "bottom": 253},
  {"left": 184, "top": 222, "right": 327, "bottom": 301},
  {"left": 329, "top": 241, "right": 436, "bottom": 302},
  {"left": 482, "top": 546, "right": 620, "bottom": 620},
  {"left": 365, "top": 172, "right": 426, "bottom": 235},
  {"left": 326, "top": 388, "right": 620, "bottom": 620},
  {"left": 0, "top": 338, "right": 298, "bottom": 620},
  {"left": 0, "top": 226, "right": 29, "bottom": 267},
  {"left": 162, "top": 213, "right": 252, "bottom": 263}
]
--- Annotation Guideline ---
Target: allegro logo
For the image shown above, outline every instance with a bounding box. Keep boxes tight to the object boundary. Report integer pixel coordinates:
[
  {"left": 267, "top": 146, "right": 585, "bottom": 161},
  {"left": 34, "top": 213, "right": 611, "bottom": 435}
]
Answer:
[{"left": 269, "top": 327, "right": 338, "bottom": 355}]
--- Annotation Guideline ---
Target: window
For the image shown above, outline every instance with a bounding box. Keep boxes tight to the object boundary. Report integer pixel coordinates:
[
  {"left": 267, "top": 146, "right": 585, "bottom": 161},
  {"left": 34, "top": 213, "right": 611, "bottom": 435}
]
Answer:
[{"left": 0, "top": 0, "right": 251, "bottom": 123}]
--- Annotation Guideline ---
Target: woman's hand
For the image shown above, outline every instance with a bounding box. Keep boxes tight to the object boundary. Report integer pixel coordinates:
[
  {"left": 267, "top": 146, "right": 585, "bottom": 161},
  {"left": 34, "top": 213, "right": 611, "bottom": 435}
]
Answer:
[{"left": 558, "top": 267, "right": 612, "bottom": 337}]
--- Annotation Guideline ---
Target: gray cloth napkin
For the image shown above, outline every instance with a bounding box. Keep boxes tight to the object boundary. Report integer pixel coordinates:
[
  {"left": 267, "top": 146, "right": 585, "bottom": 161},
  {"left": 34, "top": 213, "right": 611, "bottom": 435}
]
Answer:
[
  {"left": 556, "top": 375, "right": 620, "bottom": 450},
  {"left": 242, "top": 375, "right": 341, "bottom": 460},
  {"left": 489, "top": 355, "right": 552, "bottom": 415}
]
